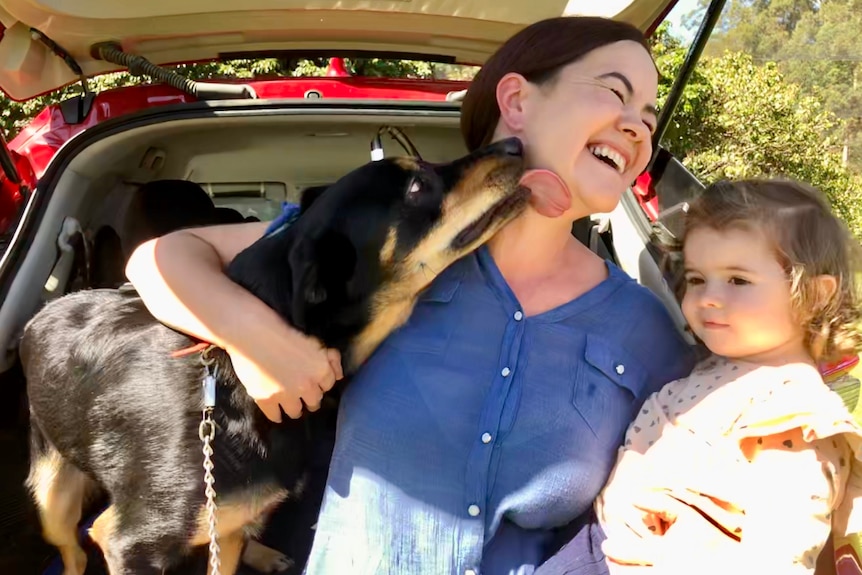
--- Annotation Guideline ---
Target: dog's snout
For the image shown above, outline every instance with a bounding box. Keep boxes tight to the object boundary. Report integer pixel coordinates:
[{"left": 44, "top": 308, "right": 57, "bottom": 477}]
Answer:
[
  {"left": 469, "top": 138, "right": 523, "bottom": 161},
  {"left": 498, "top": 137, "right": 524, "bottom": 157}
]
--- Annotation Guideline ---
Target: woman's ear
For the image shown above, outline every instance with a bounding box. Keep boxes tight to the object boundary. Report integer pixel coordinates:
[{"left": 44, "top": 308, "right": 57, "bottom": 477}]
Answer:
[{"left": 495, "top": 72, "right": 530, "bottom": 134}]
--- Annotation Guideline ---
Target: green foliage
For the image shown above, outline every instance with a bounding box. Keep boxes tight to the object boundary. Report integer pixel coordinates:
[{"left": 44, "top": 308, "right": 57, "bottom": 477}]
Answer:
[
  {"left": 654, "top": 19, "right": 862, "bottom": 237},
  {"left": 691, "top": 0, "right": 862, "bottom": 172}
]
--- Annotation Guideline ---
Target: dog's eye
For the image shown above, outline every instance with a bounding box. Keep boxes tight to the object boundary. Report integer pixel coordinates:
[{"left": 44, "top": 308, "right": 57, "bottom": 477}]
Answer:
[{"left": 406, "top": 179, "right": 421, "bottom": 201}]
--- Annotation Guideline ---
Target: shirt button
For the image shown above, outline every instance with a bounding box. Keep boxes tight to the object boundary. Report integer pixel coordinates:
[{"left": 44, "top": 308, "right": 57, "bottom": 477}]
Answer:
[
  {"left": 501, "top": 367, "right": 511, "bottom": 377},
  {"left": 514, "top": 310, "right": 523, "bottom": 321},
  {"left": 481, "top": 432, "right": 492, "bottom": 444},
  {"left": 468, "top": 504, "right": 481, "bottom": 517},
  {"left": 615, "top": 364, "right": 625, "bottom": 375}
]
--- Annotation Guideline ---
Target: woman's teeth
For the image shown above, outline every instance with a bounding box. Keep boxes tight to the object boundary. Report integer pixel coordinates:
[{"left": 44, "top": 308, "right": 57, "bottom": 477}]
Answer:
[{"left": 588, "top": 145, "right": 626, "bottom": 174}]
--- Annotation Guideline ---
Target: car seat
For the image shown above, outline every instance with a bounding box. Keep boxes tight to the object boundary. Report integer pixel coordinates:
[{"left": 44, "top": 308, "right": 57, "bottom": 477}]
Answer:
[{"left": 89, "top": 180, "right": 245, "bottom": 289}]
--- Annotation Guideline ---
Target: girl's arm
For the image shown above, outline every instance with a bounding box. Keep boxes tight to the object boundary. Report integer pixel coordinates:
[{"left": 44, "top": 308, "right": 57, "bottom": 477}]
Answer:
[{"left": 125, "top": 222, "right": 343, "bottom": 423}]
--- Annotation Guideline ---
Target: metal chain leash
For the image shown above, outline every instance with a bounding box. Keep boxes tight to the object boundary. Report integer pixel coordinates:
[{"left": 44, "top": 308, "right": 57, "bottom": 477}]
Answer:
[{"left": 199, "top": 347, "right": 220, "bottom": 575}]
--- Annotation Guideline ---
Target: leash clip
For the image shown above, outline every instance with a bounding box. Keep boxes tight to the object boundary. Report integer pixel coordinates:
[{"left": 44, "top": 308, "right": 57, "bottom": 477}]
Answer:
[{"left": 202, "top": 368, "right": 217, "bottom": 409}]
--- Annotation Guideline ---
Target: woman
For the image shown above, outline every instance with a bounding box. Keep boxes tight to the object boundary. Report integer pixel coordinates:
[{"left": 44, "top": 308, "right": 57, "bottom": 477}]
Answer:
[{"left": 126, "top": 16, "right": 695, "bottom": 574}]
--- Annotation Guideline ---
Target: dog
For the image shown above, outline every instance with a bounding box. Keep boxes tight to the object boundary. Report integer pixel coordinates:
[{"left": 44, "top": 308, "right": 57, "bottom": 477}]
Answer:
[{"left": 20, "top": 137, "right": 528, "bottom": 575}]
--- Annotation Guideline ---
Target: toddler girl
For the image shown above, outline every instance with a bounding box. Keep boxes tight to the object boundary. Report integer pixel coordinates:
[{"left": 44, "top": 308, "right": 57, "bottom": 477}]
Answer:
[{"left": 595, "top": 179, "right": 862, "bottom": 574}]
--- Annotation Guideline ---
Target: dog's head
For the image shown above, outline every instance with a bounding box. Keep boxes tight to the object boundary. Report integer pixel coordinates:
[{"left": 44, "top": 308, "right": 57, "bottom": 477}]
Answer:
[{"left": 231, "top": 137, "right": 527, "bottom": 372}]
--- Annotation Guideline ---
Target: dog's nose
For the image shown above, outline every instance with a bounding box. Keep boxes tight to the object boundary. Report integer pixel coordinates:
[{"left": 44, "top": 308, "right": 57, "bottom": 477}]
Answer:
[{"left": 498, "top": 137, "right": 524, "bottom": 157}]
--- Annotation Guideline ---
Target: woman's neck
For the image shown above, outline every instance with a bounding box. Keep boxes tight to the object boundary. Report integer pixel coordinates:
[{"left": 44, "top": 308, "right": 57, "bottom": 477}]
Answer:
[
  {"left": 487, "top": 209, "right": 602, "bottom": 284},
  {"left": 486, "top": 210, "right": 608, "bottom": 316}
]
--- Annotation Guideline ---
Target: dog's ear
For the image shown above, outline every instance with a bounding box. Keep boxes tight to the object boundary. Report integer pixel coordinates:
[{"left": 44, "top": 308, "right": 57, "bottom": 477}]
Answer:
[
  {"left": 289, "top": 230, "right": 357, "bottom": 330},
  {"left": 299, "top": 185, "right": 330, "bottom": 214}
]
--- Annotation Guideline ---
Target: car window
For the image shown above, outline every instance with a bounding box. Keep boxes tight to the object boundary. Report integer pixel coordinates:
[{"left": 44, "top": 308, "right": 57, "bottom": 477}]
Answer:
[{"left": 652, "top": 0, "right": 862, "bottom": 242}]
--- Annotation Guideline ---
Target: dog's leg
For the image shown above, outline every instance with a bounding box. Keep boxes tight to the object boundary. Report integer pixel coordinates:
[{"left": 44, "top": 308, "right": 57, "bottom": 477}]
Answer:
[
  {"left": 189, "top": 489, "right": 290, "bottom": 575},
  {"left": 242, "top": 540, "right": 292, "bottom": 573},
  {"left": 206, "top": 530, "right": 245, "bottom": 575},
  {"left": 87, "top": 505, "right": 123, "bottom": 573},
  {"left": 27, "top": 448, "right": 91, "bottom": 575},
  {"left": 89, "top": 506, "right": 168, "bottom": 575}
]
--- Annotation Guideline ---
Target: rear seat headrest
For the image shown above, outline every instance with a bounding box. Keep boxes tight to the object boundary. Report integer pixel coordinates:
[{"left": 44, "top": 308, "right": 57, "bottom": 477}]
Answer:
[
  {"left": 122, "top": 179, "right": 245, "bottom": 255},
  {"left": 89, "top": 180, "right": 249, "bottom": 290},
  {"left": 134, "top": 179, "right": 218, "bottom": 237},
  {"left": 214, "top": 207, "right": 246, "bottom": 224}
]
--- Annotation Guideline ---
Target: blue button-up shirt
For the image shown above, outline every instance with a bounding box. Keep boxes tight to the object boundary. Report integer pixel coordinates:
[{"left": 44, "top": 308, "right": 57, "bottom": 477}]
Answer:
[
  {"left": 302, "top": 244, "right": 695, "bottom": 574},
  {"left": 292, "top": 211, "right": 694, "bottom": 574}
]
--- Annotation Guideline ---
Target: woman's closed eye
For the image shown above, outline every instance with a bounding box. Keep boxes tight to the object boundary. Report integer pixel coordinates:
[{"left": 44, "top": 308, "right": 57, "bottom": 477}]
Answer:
[
  {"left": 643, "top": 117, "right": 657, "bottom": 135},
  {"left": 600, "top": 82, "right": 656, "bottom": 134},
  {"left": 608, "top": 86, "right": 626, "bottom": 103}
]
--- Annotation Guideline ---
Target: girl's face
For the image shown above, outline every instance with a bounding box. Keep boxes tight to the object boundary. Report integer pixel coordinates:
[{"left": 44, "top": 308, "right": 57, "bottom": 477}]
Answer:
[
  {"left": 501, "top": 40, "right": 658, "bottom": 219},
  {"left": 681, "top": 225, "right": 809, "bottom": 365}
]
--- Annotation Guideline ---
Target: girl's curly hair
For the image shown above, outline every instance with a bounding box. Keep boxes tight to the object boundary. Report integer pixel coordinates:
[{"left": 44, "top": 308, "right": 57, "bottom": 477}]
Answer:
[{"left": 658, "top": 178, "right": 862, "bottom": 364}]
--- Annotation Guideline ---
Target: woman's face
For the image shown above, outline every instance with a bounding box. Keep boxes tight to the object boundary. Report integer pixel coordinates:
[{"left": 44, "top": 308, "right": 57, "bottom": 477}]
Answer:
[{"left": 506, "top": 40, "right": 659, "bottom": 218}]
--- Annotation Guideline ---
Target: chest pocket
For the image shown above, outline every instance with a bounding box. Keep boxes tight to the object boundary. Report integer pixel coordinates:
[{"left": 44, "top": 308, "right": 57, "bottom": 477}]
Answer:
[
  {"left": 385, "top": 274, "right": 461, "bottom": 355},
  {"left": 572, "top": 333, "right": 650, "bottom": 444}
]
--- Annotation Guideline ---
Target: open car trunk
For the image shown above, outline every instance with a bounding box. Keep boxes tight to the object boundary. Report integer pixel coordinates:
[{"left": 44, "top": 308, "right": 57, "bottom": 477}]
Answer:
[
  {"left": 0, "top": 99, "right": 467, "bottom": 352},
  {"left": 0, "top": 0, "right": 679, "bottom": 100}
]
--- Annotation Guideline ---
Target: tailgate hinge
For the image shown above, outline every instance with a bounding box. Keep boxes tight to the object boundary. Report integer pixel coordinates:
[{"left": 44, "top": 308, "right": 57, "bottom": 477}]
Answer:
[{"left": 30, "top": 28, "right": 95, "bottom": 125}]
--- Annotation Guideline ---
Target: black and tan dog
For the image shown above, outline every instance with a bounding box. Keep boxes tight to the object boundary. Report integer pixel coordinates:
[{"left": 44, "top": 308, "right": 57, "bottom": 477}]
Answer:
[{"left": 20, "top": 137, "right": 528, "bottom": 575}]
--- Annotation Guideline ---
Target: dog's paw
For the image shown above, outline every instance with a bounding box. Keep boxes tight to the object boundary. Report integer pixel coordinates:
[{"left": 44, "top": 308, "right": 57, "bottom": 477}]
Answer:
[{"left": 242, "top": 540, "right": 293, "bottom": 573}]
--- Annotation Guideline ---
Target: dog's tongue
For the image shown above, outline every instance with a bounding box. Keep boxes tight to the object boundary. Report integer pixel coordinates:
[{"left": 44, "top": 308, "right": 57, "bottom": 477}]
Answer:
[{"left": 519, "top": 169, "right": 570, "bottom": 218}]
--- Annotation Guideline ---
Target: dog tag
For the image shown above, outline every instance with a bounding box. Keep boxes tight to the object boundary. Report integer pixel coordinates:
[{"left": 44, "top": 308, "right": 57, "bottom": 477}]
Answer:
[{"left": 203, "top": 373, "right": 216, "bottom": 408}]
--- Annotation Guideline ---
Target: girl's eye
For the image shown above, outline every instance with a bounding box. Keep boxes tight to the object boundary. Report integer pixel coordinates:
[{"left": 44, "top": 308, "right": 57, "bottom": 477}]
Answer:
[
  {"left": 685, "top": 276, "right": 704, "bottom": 286},
  {"left": 729, "top": 277, "right": 750, "bottom": 286}
]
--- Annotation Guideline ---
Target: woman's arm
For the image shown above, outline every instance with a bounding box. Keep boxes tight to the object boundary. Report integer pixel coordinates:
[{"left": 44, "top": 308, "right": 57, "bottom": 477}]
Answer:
[{"left": 125, "top": 222, "right": 343, "bottom": 422}]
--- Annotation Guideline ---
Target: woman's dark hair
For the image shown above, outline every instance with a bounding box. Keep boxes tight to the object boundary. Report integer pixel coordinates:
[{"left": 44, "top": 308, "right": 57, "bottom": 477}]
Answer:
[{"left": 460, "top": 16, "right": 651, "bottom": 152}]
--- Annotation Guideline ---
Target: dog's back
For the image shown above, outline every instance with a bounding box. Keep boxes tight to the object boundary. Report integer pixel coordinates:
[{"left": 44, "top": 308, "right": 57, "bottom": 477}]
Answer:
[
  {"left": 22, "top": 287, "right": 313, "bottom": 573},
  {"left": 22, "top": 290, "right": 212, "bottom": 568},
  {"left": 23, "top": 290, "right": 201, "bottom": 473}
]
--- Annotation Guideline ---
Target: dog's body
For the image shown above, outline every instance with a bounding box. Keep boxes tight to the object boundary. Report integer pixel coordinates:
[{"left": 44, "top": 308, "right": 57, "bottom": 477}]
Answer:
[{"left": 20, "top": 138, "right": 528, "bottom": 575}]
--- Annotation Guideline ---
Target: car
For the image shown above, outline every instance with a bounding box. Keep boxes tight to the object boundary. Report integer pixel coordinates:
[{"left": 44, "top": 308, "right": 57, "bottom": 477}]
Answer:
[{"left": 0, "top": 0, "right": 858, "bottom": 573}]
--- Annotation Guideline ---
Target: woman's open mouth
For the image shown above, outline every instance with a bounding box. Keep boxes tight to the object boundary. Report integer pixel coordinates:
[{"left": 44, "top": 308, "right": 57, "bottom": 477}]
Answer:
[{"left": 588, "top": 145, "right": 628, "bottom": 175}]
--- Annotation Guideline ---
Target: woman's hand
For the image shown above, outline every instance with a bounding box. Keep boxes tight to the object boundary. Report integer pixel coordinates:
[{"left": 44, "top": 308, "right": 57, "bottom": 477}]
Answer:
[
  {"left": 226, "top": 333, "right": 344, "bottom": 422},
  {"left": 126, "top": 221, "right": 345, "bottom": 422}
]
